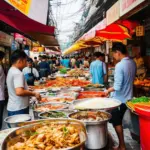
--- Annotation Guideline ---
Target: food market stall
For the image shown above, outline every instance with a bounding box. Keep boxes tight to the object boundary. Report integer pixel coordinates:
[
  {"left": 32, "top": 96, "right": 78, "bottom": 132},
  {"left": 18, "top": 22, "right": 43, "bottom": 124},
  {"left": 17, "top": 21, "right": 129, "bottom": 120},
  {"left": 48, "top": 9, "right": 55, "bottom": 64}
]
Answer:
[{"left": 1, "top": 74, "right": 122, "bottom": 150}]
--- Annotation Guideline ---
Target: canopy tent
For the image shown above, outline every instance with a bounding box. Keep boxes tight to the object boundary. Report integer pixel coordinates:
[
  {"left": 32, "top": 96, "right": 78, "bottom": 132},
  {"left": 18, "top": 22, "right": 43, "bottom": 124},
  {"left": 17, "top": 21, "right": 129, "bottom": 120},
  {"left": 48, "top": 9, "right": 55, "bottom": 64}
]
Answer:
[
  {"left": 0, "top": 0, "right": 59, "bottom": 46},
  {"left": 63, "top": 20, "right": 139, "bottom": 55},
  {"left": 63, "top": 42, "right": 90, "bottom": 56}
]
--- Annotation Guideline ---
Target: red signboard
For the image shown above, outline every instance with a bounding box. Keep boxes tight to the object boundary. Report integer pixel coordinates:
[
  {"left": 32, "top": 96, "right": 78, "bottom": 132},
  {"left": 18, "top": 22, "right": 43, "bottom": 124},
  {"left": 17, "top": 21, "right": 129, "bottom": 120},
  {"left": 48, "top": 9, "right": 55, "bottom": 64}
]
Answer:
[{"left": 120, "top": 0, "right": 145, "bottom": 17}]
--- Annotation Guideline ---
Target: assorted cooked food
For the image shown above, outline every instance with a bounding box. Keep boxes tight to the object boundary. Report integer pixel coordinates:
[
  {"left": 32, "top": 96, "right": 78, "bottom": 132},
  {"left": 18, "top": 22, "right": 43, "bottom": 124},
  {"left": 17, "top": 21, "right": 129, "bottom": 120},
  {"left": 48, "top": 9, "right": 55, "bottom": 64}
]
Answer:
[
  {"left": 39, "top": 111, "right": 67, "bottom": 119},
  {"left": 67, "top": 69, "right": 85, "bottom": 77},
  {"left": 40, "top": 97, "right": 74, "bottom": 103},
  {"left": 69, "top": 111, "right": 110, "bottom": 122},
  {"left": 134, "top": 79, "right": 150, "bottom": 87},
  {"left": 34, "top": 104, "right": 67, "bottom": 112},
  {"left": 7, "top": 123, "right": 83, "bottom": 150},
  {"left": 77, "top": 91, "right": 106, "bottom": 99},
  {"left": 46, "top": 78, "right": 90, "bottom": 87}
]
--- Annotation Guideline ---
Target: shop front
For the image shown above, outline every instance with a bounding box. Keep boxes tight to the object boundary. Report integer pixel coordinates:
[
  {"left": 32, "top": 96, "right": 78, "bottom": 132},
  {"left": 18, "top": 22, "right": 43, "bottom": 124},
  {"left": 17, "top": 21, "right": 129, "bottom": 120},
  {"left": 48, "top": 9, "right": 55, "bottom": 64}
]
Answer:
[{"left": 0, "top": 31, "right": 13, "bottom": 72}]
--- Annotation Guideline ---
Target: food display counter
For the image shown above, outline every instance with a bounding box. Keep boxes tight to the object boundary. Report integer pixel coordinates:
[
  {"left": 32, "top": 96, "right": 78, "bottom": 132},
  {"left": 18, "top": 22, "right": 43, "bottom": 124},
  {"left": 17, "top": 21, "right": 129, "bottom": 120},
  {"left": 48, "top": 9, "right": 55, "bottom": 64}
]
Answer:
[{"left": 1, "top": 70, "right": 122, "bottom": 150}]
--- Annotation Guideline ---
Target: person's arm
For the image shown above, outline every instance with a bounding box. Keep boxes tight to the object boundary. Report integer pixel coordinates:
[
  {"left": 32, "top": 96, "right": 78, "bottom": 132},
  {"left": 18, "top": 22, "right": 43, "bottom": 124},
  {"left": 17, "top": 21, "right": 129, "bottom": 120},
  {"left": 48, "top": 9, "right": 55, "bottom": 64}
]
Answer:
[
  {"left": 14, "top": 73, "right": 41, "bottom": 100},
  {"left": 105, "top": 64, "right": 123, "bottom": 95},
  {"left": 103, "top": 63, "right": 108, "bottom": 83},
  {"left": 15, "top": 88, "right": 40, "bottom": 99}
]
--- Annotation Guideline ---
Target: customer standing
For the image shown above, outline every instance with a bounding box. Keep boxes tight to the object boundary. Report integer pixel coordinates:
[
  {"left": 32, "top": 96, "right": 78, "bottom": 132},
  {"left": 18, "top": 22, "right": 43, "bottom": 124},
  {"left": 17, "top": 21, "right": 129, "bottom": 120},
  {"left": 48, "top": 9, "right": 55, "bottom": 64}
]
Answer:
[
  {"left": 90, "top": 52, "right": 106, "bottom": 84},
  {"left": 7, "top": 50, "right": 41, "bottom": 116},
  {"left": 0, "top": 51, "right": 6, "bottom": 129},
  {"left": 39, "top": 55, "right": 51, "bottom": 77},
  {"left": 23, "top": 58, "right": 39, "bottom": 86},
  {"left": 105, "top": 43, "right": 136, "bottom": 150}
]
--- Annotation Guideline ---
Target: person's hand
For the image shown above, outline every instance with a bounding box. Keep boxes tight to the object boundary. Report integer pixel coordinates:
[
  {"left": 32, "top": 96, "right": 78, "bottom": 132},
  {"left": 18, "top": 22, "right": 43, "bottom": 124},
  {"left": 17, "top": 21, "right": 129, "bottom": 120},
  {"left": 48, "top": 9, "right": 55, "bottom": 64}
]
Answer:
[
  {"left": 105, "top": 90, "right": 109, "bottom": 97},
  {"left": 34, "top": 93, "right": 41, "bottom": 101}
]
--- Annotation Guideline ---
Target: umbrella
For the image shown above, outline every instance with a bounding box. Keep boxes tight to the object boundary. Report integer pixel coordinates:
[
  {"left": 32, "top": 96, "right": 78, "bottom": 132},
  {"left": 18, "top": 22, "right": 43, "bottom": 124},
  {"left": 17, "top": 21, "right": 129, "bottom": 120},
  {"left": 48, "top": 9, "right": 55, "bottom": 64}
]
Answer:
[
  {"left": 95, "top": 23, "right": 131, "bottom": 42},
  {"left": 117, "top": 20, "right": 139, "bottom": 35}
]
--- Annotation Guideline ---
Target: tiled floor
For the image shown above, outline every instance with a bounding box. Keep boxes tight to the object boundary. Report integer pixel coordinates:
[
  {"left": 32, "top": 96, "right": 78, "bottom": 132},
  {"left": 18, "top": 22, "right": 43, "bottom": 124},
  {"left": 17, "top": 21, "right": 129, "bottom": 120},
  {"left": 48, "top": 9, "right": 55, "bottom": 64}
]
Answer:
[{"left": 2, "top": 105, "right": 140, "bottom": 150}]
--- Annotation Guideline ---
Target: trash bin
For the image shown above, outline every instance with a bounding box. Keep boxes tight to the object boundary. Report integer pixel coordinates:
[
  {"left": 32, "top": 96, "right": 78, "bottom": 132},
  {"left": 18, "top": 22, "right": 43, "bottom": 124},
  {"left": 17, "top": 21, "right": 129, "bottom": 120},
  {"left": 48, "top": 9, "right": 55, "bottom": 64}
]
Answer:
[{"left": 135, "top": 105, "right": 150, "bottom": 150}]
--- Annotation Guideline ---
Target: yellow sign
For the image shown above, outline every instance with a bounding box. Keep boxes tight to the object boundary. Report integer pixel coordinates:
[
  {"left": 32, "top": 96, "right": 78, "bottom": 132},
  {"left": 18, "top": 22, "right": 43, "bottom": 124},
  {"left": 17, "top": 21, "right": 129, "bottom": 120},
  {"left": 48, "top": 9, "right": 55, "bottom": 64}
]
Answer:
[
  {"left": 7, "top": 0, "right": 31, "bottom": 15},
  {"left": 136, "top": 26, "right": 145, "bottom": 37}
]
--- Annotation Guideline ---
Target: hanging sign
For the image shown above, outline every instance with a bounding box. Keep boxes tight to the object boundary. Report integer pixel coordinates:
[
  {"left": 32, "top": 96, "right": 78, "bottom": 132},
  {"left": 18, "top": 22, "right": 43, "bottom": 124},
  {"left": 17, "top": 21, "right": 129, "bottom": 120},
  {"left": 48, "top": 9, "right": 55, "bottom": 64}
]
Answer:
[
  {"left": 14, "top": 33, "right": 24, "bottom": 43},
  {"left": 5, "top": 0, "right": 31, "bottom": 15},
  {"left": 106, "top": 1, "right": 120, "bottom": 25},
  {"left": 5, "top": 0, "right": 49, "bottom": 24},
  {"left": 120, "top": 0, "right": 145, "bottom": 17},
  {"left": 0, "top": 31, "right": 13, "bottom": 46},
  {"left": 136, "top": 26, "right": 145, "bottom": 36}
]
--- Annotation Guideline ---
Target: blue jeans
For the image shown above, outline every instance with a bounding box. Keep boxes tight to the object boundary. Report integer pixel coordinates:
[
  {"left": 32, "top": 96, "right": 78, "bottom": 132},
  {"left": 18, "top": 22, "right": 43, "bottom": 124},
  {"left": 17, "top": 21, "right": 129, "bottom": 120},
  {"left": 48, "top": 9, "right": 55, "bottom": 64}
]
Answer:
[{"left": 8, "top": 107, "right": 29, "bottom": 117}]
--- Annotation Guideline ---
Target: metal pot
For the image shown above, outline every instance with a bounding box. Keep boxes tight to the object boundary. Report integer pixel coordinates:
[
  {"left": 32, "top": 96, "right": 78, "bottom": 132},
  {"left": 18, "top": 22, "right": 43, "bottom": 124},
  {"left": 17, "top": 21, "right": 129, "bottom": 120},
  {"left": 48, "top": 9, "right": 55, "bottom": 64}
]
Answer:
[
  {"left": 86, "top": 122, "right": 108, "bottom": 149},
  {"left": 69, "top": 111, "right": 111, "bottom": 149}
]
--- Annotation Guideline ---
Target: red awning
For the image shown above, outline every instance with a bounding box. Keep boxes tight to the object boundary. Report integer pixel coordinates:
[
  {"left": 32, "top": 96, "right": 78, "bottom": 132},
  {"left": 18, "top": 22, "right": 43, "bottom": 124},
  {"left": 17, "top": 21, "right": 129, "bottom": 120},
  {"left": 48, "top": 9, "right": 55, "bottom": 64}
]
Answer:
[{"left": 0, "top": 0, "right": 55, "bottom": 34}]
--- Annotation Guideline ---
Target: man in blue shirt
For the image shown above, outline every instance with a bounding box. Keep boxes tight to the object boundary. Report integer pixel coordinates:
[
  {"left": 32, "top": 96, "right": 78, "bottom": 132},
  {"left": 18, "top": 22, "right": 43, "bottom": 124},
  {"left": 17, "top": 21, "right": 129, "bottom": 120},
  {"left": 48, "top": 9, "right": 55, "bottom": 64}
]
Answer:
[
  {"left": 63, "top": 57, "right": 70, "bottom": 68},
  {"left": 105, "top": 43, "right": 136, "bottom": 150},
  {"left": 90, "top": 52, "right": 106, "bottom": 84}
]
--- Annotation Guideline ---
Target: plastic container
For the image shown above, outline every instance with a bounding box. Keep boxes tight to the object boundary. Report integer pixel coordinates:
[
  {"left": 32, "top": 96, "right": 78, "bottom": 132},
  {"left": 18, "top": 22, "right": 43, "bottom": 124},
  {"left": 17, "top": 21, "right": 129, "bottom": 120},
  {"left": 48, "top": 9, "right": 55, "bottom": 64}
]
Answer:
[{"left": 135, "top": 105, "right": 150, "bottom": 150}]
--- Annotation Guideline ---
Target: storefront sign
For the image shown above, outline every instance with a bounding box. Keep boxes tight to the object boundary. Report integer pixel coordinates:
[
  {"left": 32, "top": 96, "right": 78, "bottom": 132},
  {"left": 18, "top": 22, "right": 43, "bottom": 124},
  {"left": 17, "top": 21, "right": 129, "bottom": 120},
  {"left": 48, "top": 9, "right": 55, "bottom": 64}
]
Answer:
[
  {"left": 14, "top": 33, "right": 24, "bottom": 43},
  {"left": 120, "top": 0, "right": 145, "bottom": 17},
  {"left": 32, "top": 47, "right": 44, "bottom": 52},
  {"left": 5, "top": 0, "right": 48, "bottom": 24},
  {"left": 5, "top": 0, "right": 31, "bottom": 15},
  {"left": 106, "top": 1, "right": 120, "bottom": 25},
  {"left": 0, "top": 31, "right": 13, "bottom": 47},
  {"left": 136, "top": 26, "right": 145, "bottom": 36}
]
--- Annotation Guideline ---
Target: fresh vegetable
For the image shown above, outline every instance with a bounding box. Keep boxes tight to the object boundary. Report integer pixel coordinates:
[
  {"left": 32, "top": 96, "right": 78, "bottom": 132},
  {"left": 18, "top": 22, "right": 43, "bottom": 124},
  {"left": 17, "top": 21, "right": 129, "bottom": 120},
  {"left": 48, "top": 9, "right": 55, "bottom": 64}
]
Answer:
[
  {"left": 131, "top": 96, "right": 150, "bottom": 103},
  {"left": 60, "top": 68, "right": 67, "bottom": 74}
]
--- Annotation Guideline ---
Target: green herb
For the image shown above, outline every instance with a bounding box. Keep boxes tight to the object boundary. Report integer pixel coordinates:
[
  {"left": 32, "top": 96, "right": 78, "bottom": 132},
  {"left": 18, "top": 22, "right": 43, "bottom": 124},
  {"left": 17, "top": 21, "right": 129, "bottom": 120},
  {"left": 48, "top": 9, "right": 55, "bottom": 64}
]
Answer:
[
  {"left": 63, "top": 127, "right": 69, "bottom": 136},
  {"left": 131, "top": 96, "right": 150, "bottom": 103}
]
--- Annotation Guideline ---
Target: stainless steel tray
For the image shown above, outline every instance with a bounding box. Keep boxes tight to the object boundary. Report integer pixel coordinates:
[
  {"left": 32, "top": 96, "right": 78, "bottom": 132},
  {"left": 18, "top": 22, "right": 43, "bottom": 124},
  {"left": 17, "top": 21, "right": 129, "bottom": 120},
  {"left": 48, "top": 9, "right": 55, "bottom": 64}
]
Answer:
[
  {"left": 73, "top": 98, "right": 121, "bottom": 111},
  {"left": 33, "top": 102, "right": 69, "bottom": 119},
  {"left": 2, "top": 119, "right": 87, "bottom": 150}
]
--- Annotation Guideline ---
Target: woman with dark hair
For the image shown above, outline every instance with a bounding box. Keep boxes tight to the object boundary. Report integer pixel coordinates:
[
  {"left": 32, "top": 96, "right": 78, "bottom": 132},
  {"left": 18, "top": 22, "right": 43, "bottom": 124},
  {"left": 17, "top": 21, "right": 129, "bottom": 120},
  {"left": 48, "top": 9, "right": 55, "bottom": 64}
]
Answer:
[{"left": 0, "top": 51, "right": 5, "bottom": 129}]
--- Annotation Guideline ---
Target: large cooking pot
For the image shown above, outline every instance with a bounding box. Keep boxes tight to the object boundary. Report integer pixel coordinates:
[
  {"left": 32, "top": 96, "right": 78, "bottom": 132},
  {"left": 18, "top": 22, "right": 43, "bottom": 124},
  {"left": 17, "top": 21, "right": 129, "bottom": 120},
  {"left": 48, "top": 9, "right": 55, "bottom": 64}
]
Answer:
[
  {"left": 2, "top": 119, "right": 87, "bottom": 150},
  {"left": 69, "top": 111, "right": 111, "bottom": 149}
]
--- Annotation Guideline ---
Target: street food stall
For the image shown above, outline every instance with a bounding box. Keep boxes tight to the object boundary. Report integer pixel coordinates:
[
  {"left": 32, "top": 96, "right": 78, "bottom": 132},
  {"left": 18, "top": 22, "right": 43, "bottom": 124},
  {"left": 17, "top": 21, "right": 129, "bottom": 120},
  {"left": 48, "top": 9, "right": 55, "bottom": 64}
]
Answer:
[{"left": 0, "top": 68, "right": 123, "bottom": 150}]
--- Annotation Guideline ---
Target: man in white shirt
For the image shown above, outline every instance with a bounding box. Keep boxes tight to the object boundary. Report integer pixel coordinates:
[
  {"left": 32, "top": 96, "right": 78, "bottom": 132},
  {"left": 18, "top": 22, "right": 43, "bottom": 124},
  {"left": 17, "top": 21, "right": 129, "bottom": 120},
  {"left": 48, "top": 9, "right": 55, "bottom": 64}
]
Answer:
[
  {"left": 7, "top": 50, "right": 41, "bottom": 116},
  {"left": 0, "top": 51, "right": 5, "bottom": 129},
  {"left": 23, "top": 58, "right": 39, "bottom": 86}
]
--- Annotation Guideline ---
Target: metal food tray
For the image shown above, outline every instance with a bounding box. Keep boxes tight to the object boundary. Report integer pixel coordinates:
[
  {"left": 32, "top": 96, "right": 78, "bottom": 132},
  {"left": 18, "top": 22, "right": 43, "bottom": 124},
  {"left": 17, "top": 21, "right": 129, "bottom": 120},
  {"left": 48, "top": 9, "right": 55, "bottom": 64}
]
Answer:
[
  {"left": 33, "top": 102, "right": 69, "bottom": 119},
  {"left": 73, "top": 98, "right": 121, "bottom": 111},
  {"left": 2, "top": 119, "right": 87, "bottom": 150}
]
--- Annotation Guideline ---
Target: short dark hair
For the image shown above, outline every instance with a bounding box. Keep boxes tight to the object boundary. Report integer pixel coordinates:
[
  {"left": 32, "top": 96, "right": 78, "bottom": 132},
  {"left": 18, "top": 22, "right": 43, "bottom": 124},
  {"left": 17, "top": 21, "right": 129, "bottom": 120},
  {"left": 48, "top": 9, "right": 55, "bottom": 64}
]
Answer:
[
  {"left": 11, "top": 50, "right": 27, "bottom": 64},
  {"left": 34, "top": 57, "right": 37, "bottom": 59},
  {"left": 94, "top": 52, "right": 103, "bottom": 58},
  {"left": 0, "top": 51, "right": 5, "bottom": 60},
  {"left": 27, "top": 58, "right": 33, "bottom": 63},
  {"left": 112, "top": 42, "right": 127, "bottom": 54}
]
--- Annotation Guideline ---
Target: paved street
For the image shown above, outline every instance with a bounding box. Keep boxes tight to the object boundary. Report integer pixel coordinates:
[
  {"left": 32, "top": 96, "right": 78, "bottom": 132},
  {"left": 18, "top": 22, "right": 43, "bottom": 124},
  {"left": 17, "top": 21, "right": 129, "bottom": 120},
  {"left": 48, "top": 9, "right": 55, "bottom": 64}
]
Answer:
[{"left": 2, "top": 105, "right": 140, "bottom": 150}]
